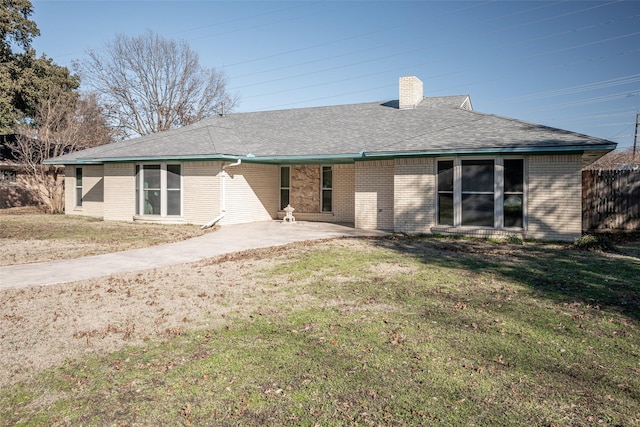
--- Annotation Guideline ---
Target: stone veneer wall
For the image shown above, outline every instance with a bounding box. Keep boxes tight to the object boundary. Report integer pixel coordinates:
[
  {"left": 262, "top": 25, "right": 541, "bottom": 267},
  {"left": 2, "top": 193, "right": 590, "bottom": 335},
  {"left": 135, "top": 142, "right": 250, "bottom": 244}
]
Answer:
[{"left": 290, "top": 165, "right": 320, "bottom": 213}]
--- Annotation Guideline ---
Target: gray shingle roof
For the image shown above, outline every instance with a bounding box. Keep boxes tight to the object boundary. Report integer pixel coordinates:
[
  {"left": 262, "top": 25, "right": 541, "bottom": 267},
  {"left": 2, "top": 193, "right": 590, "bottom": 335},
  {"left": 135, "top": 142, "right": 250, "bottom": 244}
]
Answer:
[{"left": 49, "top": 95, "right": 615, "bottom": 165}]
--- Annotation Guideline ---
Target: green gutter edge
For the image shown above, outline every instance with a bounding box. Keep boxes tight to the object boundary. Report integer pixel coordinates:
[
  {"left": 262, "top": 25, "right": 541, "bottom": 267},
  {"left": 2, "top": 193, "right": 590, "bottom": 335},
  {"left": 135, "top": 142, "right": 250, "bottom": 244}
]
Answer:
[{"left": 43, "top": 143, "right": 616, "bottom": 166}]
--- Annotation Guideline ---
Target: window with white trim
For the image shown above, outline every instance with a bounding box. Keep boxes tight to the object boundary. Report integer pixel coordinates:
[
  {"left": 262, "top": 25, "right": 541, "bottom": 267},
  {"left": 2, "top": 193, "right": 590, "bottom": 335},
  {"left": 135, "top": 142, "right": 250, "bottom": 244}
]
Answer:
[
  {"left": 280, "top": 166, "right": 290, "bottom": 210},
  {"left": 75, "top": 167, "right": 83, "bottom": 208},
  {"left": 461, "top": 159, "right": 494, "bottom": 226},
  {"left": 437, "top": 161, "right": 454, "bottom": 225},
  {"left": 437, "top": 158, "right": 524, "bottom": 229},
  {"left": 321, "top": 166, "right": 332, "bottom": 212},
  {"left": 135, "top": 164, "right": 182, "bottom": 216}
]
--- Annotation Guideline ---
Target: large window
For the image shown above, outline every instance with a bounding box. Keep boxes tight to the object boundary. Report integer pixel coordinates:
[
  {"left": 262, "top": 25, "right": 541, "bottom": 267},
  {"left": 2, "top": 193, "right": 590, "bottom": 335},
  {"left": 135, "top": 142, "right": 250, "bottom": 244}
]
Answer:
[
  {"left": 321, "top": 166, "right": 332, "bottom": 212},
  {"left": 461, "top": 160, "right": 494, "bottom": 226},
  {"left": 75, "top": 167, "right": 83, "bottom": 208},
  {"left": 437, "top": 158, "right": 524, "bottom": 229},
  {"left": 136, "top": 164, "right": 181, "bottom": 216},
  {"left": 280, "top": 166, "right": 290, "bottom": 210}
]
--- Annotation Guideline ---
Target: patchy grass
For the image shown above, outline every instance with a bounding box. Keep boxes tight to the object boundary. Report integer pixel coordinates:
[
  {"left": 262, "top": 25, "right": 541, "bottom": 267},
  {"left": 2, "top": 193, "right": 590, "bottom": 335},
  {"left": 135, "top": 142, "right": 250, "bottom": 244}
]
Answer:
[
  {"left": 1, "top": 235, "right": 638, "bottom": 426},
  {"left": 0, "top": 209, "right": 205, "bottom": 265}
]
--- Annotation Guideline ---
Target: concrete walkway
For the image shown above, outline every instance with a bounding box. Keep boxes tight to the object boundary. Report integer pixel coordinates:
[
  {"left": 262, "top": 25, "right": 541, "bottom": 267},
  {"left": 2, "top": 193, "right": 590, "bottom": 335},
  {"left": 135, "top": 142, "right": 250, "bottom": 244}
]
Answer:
[{"left": 0, "top": 221, "right": 388, "bottom": 290}]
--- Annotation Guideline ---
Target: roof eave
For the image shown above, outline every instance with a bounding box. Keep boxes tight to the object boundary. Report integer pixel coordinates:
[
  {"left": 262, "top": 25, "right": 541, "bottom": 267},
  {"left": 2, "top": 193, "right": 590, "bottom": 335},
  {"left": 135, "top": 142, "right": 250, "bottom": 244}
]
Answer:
[
  {"left": 45, "top": 143, "right": 617, "bottom": 165},
  {"left": 361, "top": 143, "right": 617, "bottom": 159}
]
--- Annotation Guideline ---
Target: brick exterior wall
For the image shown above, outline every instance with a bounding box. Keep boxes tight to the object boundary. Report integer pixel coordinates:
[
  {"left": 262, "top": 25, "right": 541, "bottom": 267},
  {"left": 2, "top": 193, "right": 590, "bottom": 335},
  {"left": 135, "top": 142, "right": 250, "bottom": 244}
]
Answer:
[
  {"left": 394, "top": 158, "right": 435, "bottom": 234},
  {"left": 64, "top": 165, "right": 104, "bottom": 218},
  {"left": 64, "top": 170, "right": 75, "bottom": 215},
  {"left": 355, "top": 160, "right": 394, "bottom": 230},
  {"left": 221, "top": 163, "right": 278, "bottom": 225},
  {"left": 527, "top": 154, "right": 583, "bottom": 241},
  {"left": 80, "top": 165, "right": 104, "bottom": 218},
  {"left": 0, "top": 170, "right": 40, "bottom": 209},
  {"left": 103, "top": 163, "right": 135, "bottom": 222},
  {"left": 59, "top": 154, "right": 584, "bottom": 241},
  {"left": 183, "top": 161, "right": 221, "bottom": 225},
  {"left": 333, "top": 164, "right": 355, "bottom": 223}
]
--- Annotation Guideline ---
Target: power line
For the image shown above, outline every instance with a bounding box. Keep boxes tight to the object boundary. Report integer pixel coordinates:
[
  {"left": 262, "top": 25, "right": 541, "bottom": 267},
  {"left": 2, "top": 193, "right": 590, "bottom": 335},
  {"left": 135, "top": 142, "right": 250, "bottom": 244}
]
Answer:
[{"left": 233, "top": 2, "right": 638, "bottom": 108}]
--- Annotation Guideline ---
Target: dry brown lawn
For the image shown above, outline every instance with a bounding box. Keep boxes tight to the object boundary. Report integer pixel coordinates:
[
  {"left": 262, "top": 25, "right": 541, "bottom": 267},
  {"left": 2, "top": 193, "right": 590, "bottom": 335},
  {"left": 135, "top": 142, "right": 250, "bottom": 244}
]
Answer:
[{"left": 0, "top": 209, "right": 348, "bottom": 387}]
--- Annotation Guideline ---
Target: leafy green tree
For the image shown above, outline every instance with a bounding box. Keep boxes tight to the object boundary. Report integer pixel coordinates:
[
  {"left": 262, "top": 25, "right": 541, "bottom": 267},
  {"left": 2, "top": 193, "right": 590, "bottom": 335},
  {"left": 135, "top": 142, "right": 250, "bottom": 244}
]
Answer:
[
  {"left": 0, "top": 0, "right": 39, "bottom": 56},
  {"left": 0, "top": 0, "right": 79, "bottom": 133},
  {"left": 2, "top": 0, "right": 110, "bottom": 212}
]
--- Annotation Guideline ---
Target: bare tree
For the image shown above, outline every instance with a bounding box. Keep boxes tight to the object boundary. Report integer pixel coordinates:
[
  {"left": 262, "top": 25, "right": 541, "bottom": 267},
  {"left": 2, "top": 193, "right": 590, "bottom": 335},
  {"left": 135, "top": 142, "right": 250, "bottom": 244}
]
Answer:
[
  {"left": 9, "top": 88, "right": 113, "bottom": 212},
  {"left": 76, "top": 30, "right": 238, "bottom": 139}
]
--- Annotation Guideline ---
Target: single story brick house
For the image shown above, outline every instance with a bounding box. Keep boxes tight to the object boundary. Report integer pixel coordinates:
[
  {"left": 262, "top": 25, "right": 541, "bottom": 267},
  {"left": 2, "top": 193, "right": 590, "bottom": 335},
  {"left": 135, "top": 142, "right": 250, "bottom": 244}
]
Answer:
[{"left": 47, "top": 77, "right": 616, "bottom": 241}]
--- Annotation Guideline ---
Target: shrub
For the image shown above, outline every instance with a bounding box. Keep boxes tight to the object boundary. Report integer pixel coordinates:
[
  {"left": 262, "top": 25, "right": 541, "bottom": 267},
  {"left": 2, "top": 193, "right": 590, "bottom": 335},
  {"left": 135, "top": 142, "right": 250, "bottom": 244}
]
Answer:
[{"left": 572, "top": 234, "right": 616, "bottom": 252}]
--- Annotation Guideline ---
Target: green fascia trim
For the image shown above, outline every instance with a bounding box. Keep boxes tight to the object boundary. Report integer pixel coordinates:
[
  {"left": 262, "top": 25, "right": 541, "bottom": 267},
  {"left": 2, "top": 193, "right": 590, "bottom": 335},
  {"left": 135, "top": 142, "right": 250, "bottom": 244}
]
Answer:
[
  {"left": 240, "top": 153, "right": 362, "bottom": 165},
  {"left": 43, "top": 159, "right": 102, "bottom": 165},
  {"left": 44, "top": 143, "right": 615, "bottom": 166},
  {"left": 361, "top": 144, "right": 616, "bottom": 159},
  {"left": 100, "top": 154, "right": 243, "bottom": 163},
  {"left": 44, "top": 154, "right": 244, "bottom": 165}
]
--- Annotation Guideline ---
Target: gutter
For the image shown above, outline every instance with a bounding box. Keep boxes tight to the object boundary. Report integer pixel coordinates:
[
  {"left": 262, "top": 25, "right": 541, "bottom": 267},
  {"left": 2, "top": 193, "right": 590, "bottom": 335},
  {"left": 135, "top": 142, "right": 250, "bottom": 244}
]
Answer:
[
  {"left": 44, "top": 143, "right": 616, "bottom": 166},
  {"left": 201, "top": 158, "right": 242, "bottom": 229}
]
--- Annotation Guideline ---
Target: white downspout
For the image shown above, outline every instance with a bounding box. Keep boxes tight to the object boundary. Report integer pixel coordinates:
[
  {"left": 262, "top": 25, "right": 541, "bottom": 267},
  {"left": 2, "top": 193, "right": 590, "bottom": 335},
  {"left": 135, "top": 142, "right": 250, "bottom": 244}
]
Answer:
[{"left": 201, "top": 159, "right": 242, "bottom": 229}]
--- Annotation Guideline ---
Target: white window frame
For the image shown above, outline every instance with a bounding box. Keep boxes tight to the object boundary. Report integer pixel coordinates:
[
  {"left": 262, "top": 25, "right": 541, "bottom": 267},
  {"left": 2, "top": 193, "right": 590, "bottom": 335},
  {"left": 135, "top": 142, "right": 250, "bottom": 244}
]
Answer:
[
  {"left": 75, "top": 167, "right": 83, "bottom": 208},
  {"left": 502, "top": 158, "right": 526, "bottom": 229},
  {"left": 279, "top": 166, "right": 290, "bottom": 211},
  {"left": 135, "top": 163, "right": 182, "bottom": 217},
  {"left": 321, "top": 165, "right": 333, "bottom": 213},
  {"left": 436, "top": 157, "right": 526, "bottom": 230}
]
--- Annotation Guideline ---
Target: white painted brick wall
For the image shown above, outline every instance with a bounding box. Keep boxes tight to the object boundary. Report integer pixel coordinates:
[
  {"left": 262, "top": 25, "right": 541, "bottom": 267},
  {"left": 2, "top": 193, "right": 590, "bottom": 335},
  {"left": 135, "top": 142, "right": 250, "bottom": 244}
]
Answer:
[
  {"left": 527, "top": 154, "right": 582, "bottom": 241},
  {"left": 221, "top": 163, "right": 278, "bottom": 225},
  {"left": 64, "top": 169, "right": 75, "bottom": 215},
  {"left": 355, "top": 160, "right": 394, "bottom": 230},
  {"left": 103, "top": 163, "right": 135, "bottom": 222},
  {"left": 65, "top": 165, "right": 104, "bottom": 218},
  {"left": 183, "top": 161, "right": 221, "bottom": 225},
  {"left": 399, "top": 76, "right": 424, "bottom": 109},
  {"left": 333, "top": 164, "right": 355, "bottom": 223},
  {"left": 81, "top": 165, "right": 104, "bottom": 218},
  {"left": 394, "top": 158, "right": 435, "bottom": 233}
]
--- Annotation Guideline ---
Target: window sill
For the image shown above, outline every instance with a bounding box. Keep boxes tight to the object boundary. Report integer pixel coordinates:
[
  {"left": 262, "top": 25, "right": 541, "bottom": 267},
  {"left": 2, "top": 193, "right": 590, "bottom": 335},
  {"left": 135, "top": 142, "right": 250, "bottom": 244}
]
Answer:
[
  {"left": 431, "top": 226, "right": 523, "bottom": 238},
  {"left": 133, "top": 215, "right": 184, "bottom": 225}
]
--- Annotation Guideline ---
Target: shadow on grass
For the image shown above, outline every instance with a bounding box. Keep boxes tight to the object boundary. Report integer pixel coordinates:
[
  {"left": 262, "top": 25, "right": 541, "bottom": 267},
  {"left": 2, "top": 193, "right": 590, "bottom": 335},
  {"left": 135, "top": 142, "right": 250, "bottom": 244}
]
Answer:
[{"left": 374, "top": 235, "right": 640, "bottom": 321}]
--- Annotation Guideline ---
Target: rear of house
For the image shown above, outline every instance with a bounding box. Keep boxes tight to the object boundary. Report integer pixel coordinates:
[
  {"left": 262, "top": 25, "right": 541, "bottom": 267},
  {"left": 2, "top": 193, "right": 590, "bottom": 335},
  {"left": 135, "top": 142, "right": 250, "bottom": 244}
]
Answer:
[{"left": 50, "top": 77, "right": 615, "bottom": 241}]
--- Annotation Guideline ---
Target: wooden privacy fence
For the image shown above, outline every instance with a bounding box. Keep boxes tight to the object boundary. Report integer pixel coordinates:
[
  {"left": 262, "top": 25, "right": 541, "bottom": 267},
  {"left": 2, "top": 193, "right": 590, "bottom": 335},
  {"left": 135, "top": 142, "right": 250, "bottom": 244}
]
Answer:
[{"left": 582, "top": 169, "right": 640, "bottom": 230}]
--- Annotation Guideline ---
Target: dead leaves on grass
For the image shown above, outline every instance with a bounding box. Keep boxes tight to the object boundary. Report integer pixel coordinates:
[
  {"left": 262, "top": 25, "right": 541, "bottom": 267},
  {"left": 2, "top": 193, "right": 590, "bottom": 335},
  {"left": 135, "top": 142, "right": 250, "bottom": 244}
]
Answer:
[{"left": 73, "top": 321, "right": 136, "bottom": 341}]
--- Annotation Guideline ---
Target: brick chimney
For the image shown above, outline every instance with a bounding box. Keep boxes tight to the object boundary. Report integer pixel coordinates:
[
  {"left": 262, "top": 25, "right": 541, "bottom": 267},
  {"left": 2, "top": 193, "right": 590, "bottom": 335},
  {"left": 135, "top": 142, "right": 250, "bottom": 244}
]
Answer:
[{"left": 398, "top": 76, "right": 423, "bottom": 109}]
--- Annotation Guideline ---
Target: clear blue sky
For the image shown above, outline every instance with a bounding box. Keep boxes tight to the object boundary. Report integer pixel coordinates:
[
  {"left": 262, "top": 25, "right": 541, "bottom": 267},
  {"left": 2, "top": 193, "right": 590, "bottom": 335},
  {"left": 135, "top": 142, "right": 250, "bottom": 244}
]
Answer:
[{"left": 31, "top": 0, "right": 640, "bottom": 150}]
